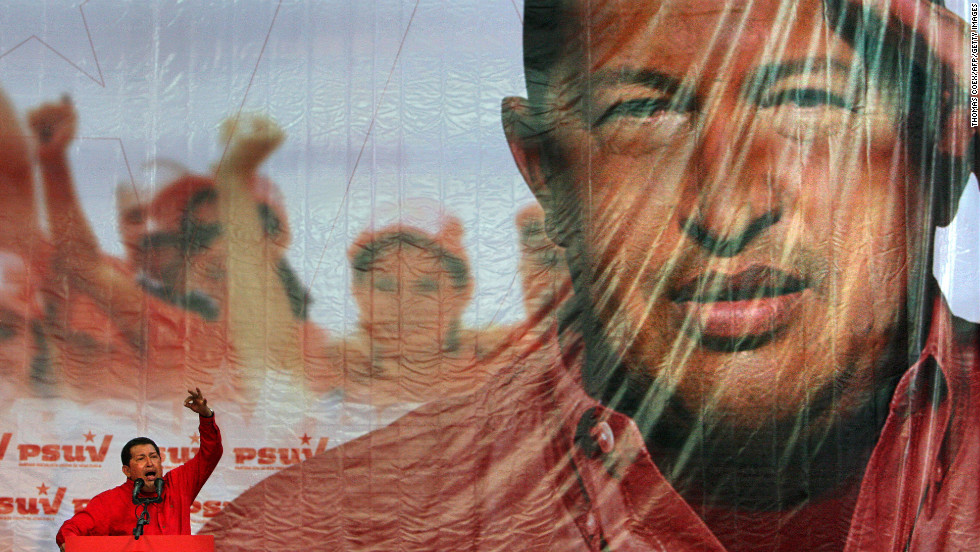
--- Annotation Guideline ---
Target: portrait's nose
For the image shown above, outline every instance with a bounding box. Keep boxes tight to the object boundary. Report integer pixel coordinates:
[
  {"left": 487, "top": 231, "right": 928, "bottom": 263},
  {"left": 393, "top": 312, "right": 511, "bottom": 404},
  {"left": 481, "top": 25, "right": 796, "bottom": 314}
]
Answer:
[{"left": 680, "top": 97, "right": 788, "bottom": 257}]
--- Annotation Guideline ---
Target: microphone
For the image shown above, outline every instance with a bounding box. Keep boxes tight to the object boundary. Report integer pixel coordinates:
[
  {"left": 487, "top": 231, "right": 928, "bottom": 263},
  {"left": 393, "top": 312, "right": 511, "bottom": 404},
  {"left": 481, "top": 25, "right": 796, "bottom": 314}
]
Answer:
[
  {"left": 131, "top": 478, "right": 164, "bottom": 540},
  {"left": 132, "top": 479, "right": 144, "bottom": 504},
  {"left": 132, "top": 478, "right": 164, "bottom": 505}
]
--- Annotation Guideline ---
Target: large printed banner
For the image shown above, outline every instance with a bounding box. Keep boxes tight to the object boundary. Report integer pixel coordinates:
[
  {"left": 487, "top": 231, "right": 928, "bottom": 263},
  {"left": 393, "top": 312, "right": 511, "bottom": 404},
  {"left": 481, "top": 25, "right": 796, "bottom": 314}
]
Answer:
[{"left": 0, "top": 0, "right": 978, "bottom": 551}]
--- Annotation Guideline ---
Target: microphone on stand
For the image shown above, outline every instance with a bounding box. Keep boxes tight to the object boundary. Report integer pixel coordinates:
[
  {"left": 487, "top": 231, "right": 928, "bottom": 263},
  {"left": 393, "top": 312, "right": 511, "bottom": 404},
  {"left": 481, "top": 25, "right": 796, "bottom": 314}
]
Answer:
[
  {"left": 132, "top": 478, "right": 165, "bottom": 539},
  {"left": 132, "top": 478, "right": 164, "bottom": 505},
  {"left": 153, "top": 478, "right": 164, "bottom": 498},
  {"left": 131, "top": 479, "right": 144, "bottom": 504}
]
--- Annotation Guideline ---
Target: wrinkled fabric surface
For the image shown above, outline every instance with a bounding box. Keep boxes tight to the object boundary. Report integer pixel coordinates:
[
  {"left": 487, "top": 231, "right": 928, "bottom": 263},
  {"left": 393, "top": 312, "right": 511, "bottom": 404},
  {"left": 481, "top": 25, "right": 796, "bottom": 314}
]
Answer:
[
  {"left": 0, "top": 0, "right": 977, "bottom": 551},
  {"left": 201, "top": 298, "right": 979, "bottom": 551}
]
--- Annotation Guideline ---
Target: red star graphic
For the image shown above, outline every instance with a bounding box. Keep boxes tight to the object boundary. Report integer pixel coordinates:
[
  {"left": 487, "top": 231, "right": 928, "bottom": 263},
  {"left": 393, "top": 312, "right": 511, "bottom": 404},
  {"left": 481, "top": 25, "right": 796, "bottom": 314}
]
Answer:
[
  {"left": 83, "top": 431, "right": 96, "bottom": 442},
  {"left": 190, "top": 433, "right": 200, "bottom": 445},
  {"left": 37, "top": 483, "right": 49, "bottom": 495},
  {"left": 299, "top": 433, "right": 312, "bottom": 446}
]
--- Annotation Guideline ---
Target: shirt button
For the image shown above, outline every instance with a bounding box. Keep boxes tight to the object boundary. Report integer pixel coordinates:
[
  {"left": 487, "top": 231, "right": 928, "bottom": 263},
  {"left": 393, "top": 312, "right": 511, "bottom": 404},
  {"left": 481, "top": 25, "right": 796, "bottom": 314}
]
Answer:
[
  {"left": 585, "top": 512, "right": 598, "bottom": 534},
  {"left": 591, "top": 421, "right": 615, "bottom": 454}
]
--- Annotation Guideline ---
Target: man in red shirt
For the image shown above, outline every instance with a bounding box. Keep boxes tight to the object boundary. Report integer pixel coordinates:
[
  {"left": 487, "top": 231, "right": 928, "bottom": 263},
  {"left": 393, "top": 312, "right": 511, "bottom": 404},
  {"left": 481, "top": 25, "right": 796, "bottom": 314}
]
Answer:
[
  {"left": 203, "top": 0, "right": 977, "bottom": 550},
  {"left": 55, "top": 388, "right": 223, "bottom": 550}
]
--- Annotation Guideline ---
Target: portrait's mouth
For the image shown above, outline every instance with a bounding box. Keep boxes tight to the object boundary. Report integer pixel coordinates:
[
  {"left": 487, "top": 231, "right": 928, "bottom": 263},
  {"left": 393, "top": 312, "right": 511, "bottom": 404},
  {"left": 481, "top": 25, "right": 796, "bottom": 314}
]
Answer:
[
  {"left": 671, "top": 266, "right": 808, "bottom": 352},
  {"left": 144, "top": 471, "right": 157, "bottom": 482}
]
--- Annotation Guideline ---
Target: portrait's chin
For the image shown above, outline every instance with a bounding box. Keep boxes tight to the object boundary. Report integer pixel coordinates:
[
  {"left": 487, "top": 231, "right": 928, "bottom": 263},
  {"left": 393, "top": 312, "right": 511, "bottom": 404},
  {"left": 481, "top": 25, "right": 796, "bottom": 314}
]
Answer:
[
  {"left": 630, "top": 315, "right": 895, "bottom": 510},
  {"left": 651, "top": 340, "right": 839, "bottom": 431}
]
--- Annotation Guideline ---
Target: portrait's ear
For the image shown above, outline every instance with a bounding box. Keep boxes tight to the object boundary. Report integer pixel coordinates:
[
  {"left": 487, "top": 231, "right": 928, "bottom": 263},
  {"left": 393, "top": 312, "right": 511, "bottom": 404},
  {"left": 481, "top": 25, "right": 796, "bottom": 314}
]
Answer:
[
  {"left": 502, "top": 96, "right": 568, "bottom": 246},
  {"left": 502, "top": 96, "right": 550, "bottom": 202},
  {"left": 122, "top": 465, "right": 131, "bottom": 479}
]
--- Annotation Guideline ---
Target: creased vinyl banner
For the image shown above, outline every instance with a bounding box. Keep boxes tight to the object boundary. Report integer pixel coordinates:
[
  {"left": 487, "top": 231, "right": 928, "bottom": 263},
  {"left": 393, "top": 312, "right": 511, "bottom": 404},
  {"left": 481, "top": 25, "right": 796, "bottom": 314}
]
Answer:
[{"left": 0, "top": 0, "right": 978, "bottom": 551}]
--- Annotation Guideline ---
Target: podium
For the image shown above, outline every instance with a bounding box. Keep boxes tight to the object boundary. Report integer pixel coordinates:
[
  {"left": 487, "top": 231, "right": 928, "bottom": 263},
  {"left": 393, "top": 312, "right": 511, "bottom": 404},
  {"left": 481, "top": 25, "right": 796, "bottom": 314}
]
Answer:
[{"left": 65, "top": 535, "right": 214, "bottom": 552}]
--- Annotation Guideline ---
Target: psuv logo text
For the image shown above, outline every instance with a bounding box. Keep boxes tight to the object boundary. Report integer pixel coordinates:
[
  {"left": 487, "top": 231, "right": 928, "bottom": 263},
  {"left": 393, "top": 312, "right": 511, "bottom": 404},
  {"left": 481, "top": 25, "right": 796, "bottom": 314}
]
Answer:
[
  {"left": 18, "top": 436, "right": 112, "bottom": 467},
  {"left": 160, "top": 446, "right": 199, "bottom": 466},
  {"left": 233, "top": 438, "right": 329, "bottom": 470},
  {"left": 0, "top": 487, "right": 66, "bottom": 518}
]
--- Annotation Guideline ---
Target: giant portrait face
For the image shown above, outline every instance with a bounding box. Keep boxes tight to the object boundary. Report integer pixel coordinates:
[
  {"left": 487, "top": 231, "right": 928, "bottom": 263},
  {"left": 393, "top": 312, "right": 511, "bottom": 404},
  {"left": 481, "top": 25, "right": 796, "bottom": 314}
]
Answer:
[{"left": 506, "top": 0, "right": 933, "bottom": 447}]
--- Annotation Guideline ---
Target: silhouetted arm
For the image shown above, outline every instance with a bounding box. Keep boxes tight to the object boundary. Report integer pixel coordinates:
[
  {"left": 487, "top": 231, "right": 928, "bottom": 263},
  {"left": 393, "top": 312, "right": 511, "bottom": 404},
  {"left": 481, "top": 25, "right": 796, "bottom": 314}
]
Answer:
[{"left": 30, "top": 98, "right": 148, "bottom": 349}]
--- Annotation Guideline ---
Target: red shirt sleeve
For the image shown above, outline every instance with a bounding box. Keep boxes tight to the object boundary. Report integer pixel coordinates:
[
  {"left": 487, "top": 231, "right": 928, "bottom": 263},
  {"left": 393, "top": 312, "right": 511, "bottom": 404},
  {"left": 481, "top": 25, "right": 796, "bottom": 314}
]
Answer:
[
  {"left": 55, "top": 491, "right": 109, "bottom": 546},
  {"left": 165, "top": 415, "right": 223, "bottom": 501}
]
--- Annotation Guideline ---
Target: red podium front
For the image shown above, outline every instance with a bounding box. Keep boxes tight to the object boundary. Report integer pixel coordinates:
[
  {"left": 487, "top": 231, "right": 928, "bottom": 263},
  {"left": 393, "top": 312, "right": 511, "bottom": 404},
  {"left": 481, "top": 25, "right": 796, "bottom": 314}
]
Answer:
[{"left": 64, "top": 535, "right": 214, "bottom": 552}]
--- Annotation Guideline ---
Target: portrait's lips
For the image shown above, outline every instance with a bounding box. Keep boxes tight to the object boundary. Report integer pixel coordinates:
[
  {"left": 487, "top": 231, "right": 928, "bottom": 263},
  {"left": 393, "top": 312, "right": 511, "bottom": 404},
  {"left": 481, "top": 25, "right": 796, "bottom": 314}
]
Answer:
[{"left": 671, "top": 266, "right": 808, "bottom": 351}]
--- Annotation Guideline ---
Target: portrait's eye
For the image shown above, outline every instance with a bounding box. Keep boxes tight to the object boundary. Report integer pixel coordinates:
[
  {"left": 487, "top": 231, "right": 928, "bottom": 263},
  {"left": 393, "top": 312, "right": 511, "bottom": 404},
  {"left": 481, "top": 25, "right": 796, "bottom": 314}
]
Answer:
[
  {"left": 759, "top": 87, "right": 862, "bottom": 140},
  {"left": 760, "top": 88, "right": 855, "bottom": 110},
  {"left": 374, "top": 276, "right": 398, "bottom": 293},
  {"left": 595, "top": 98, "right": 673, "bottom": 125},
  {"left": 592, "top": 94, "right": 695, "bottom": 154},
  {"left": 0, "top": 311, "right": 27, "bottom": 343},
  {"left": 0, "top": 322, "right": 17, "bottom": 341},
  {"left": 413, "top": 278, "right": 440, "bottom": 294}
]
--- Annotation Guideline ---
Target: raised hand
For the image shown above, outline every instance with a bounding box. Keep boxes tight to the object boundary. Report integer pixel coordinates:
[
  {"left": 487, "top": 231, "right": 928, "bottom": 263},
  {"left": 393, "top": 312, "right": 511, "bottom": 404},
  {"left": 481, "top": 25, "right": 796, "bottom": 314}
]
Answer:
[
  {"left": 27, "top": 96, "right": 77, "bottom": 161},
  {"left": 218, "top": 113, "right": 285, "bottom": 175},
  {"left": 183, "top": 387, "right": 214, "bottom": 417}
]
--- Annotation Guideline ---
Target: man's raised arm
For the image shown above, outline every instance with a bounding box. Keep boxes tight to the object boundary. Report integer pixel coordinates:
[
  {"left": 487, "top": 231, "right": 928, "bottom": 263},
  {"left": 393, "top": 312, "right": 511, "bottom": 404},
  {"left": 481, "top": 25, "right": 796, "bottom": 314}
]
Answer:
[
  {"left": 28, "top": 98, "right": 149, "bottom": 349},
  {"left": 175, "top": 387, "right": 223, "bottom": 492},
  {"left": 212, "top": 115, "right": 303, "bottom": 384}
]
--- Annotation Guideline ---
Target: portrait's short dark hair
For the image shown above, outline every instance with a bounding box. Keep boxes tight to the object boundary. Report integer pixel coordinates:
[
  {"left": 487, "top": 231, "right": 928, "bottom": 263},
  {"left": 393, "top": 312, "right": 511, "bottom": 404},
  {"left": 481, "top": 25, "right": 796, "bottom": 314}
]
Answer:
[
  {"left": 521, "top": 0, "right": 569, "bottom": 109},
  {"left": 351, "top": 232, "right": 470, "bottom": 290},
  {"left": 121, "top": 437, "right": 160, "bottom": 466}
]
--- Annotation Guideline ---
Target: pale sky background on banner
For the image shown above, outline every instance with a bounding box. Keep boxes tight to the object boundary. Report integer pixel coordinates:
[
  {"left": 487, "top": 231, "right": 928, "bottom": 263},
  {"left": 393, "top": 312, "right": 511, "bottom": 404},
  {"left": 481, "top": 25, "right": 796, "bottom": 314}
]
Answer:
[{"left": 0, "top": 0, "right": 976, "bottom": 332}]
